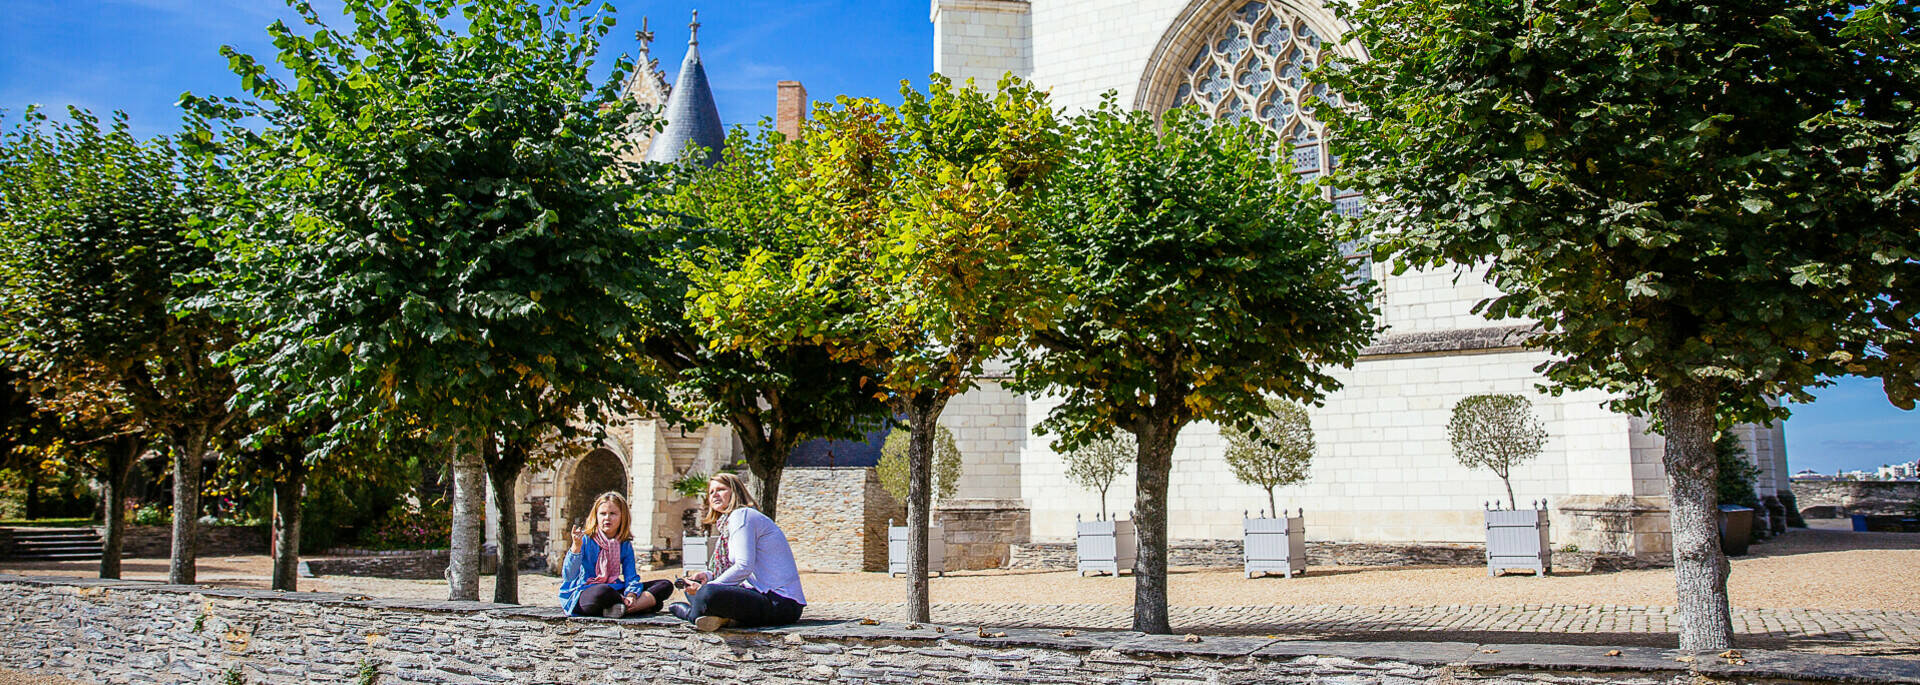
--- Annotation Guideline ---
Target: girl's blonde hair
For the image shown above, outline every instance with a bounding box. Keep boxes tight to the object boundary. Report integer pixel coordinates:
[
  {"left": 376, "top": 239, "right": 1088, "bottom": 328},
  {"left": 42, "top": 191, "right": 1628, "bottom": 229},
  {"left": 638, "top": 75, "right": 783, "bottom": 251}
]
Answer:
[
  {"left": 587, "top": 491, "right": 634, "bottom": 542},
  {"left": 700, "top": 472, "right": 758, "bottom": 527}
]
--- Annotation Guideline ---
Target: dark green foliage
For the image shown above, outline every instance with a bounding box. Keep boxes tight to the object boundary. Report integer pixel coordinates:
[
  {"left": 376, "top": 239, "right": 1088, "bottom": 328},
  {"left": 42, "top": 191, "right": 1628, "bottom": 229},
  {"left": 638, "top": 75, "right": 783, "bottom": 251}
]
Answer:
[
  {"left": 1713, "top": 433, "right": 1761, "bottom": 510},
  {"left": 1015, "top": 100, "right": 1376, "bottom": 633}
]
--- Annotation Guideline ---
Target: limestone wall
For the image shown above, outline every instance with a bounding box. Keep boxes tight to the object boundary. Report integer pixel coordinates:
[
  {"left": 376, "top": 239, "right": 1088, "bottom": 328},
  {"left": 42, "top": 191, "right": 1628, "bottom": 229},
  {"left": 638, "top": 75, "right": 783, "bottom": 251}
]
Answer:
[
  {"left": 780, "top": 467, "right": 899, "bottom": 572},
  {"left": 4, "top": 575, "right": 1909, "bottom": 684},
  {"left": 932, "top": 0, "right": 1032, "bottom": 89}
]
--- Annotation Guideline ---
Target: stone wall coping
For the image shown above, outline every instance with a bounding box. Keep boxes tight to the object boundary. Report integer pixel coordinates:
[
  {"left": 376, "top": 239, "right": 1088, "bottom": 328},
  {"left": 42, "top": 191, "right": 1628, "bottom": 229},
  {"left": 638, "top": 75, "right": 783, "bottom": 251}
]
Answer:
[{"left": 7, "top": 574, "right": 1918, "bottom": 683}]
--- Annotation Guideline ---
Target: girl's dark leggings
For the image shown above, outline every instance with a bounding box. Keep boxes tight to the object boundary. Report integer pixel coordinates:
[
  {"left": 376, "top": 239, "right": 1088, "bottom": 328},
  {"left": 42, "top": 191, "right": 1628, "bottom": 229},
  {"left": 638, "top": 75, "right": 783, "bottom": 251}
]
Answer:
[
  {"left": 689, "top": 583, "right": 804, "bottom": 628},
  {"left": 572, "top": 580, "right": 673, "bottom": 617}
]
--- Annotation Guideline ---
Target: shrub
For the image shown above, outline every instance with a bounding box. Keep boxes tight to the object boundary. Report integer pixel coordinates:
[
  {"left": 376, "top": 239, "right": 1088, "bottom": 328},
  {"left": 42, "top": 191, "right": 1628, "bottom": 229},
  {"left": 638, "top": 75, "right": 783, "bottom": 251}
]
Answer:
[
  {"left": 877, "top": 426, "right": 963, "bottom": 504},
  {"left": 355, "top": 503, "right": 451, "bottom": 551},
  {"left": 130, "top": 503, "right": 170, "bottom": 527}
]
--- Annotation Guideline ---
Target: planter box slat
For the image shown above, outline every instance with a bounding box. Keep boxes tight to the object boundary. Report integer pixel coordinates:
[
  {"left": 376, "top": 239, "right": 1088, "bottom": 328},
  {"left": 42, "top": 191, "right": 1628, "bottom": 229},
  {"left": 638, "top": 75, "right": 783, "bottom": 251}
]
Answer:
[
  {"left": 683, "top": 535, "right": 708, "bottom": 575},
  {"left": 1076, "top": 518, "right": 1136, "bottom": 576},
  {"left": 1485, "top": 503, "right": 1552, "bottom": 577},
  {"left": 887, "top": 523, "right": 946, "bottom": 576},
  {"left": 1244, "top": 512, "right": 1306, "bottom": 578}
]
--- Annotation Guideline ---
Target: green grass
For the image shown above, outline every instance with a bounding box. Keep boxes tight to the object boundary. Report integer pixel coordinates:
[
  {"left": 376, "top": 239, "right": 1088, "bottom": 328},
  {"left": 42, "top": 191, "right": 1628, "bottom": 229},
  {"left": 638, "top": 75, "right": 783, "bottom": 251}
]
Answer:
[{"left": 0, "top": 518, "right": 96, "bottom": 528}]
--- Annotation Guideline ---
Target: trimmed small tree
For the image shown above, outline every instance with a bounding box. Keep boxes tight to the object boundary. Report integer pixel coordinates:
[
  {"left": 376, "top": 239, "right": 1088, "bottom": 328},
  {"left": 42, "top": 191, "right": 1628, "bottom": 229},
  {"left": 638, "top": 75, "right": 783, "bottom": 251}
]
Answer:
[
  {"left": 1223, "top": 399, "right": 1315, "bottom": 517},
  {"left": 1322, "top": 0, "right": 1919, "bottom": 650},
  {"left": 1062, "top": 434, "right": 1135, "bottom": 519},
  {"left": 1014, "top": 101, "right": 1376, "bottom": 634},
  {"left": 876, "top": 426, "right": 962, "bottom": 504},
  {"left": 1446, "top": 394, "right": 1547, "bottom": 510}
]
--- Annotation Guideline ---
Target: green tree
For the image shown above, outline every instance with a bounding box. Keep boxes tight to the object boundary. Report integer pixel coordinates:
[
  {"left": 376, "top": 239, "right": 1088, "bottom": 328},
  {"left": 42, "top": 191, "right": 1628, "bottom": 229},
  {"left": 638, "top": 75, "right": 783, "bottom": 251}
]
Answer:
[
  {"left": 1446, "top": 394, "right": 1547, "bottom": 510},
  {"left": 648, "top": 126, "right": 890, "bottom": 520},
  {"left": 1013, "top": 102, "right": 1376, "bottom": 633},
  {"left": 1223, "top": 399, "right": 1315, "bottom": 517},
  {"left": 1061, "top": 433, "right": 1134, "bottom": 519},
  {"left": 0, "top": 107, "right": 239, "bottom": 583},
  {"left": 876, "top": 425, "right": 961, "bottom": 504},
  {"left": 1321, "top": 0, "right": 1918, "bottom": 649},
  {"left": 187, "top": 0, "right": 665, "bottom": 603},
  {"left": 687, "top": 75, "right": 1066, "bottom": 622}
]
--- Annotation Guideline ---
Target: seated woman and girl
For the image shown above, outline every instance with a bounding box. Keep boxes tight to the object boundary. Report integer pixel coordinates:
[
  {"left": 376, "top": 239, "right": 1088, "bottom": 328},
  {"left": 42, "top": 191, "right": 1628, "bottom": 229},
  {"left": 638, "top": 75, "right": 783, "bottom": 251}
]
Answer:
[
  {"left": 558, "top": 491, "right": 674, "bottom": 618},
  {"left": 669, "top": 472, "right": 807, "bottom": 632}
]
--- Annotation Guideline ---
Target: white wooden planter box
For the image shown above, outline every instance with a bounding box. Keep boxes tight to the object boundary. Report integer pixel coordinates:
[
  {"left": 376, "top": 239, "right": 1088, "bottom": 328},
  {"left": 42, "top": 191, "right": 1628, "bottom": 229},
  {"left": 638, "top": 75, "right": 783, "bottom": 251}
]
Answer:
[
  {"left": 1076, "top": 517, "right": 1136, "bottom": 576},
  {"left": 1244, "top": 510, "right": 1306, "bottom": 579},
  {"left": 887, "top": 522, "right": 946, "bottom": 577},
  {"left": 1484, "top": 501, "right": 1551, "bottom": 577},
  {"left": 682, "top": 535, "right": 708, "bottom": 575}
]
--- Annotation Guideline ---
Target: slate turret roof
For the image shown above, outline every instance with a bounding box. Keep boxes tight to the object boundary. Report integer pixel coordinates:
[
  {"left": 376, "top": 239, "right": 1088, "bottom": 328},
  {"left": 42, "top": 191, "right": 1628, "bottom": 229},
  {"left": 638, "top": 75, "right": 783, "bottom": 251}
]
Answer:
[{"left": 646, "top": 11, "right": 725, "bottom": 167}]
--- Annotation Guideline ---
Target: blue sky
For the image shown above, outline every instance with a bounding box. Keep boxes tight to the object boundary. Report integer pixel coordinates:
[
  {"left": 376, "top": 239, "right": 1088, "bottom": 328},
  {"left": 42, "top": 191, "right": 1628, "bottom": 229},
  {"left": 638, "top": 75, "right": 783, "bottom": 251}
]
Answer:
[{"left": 2, "top": 0, "right": 1914, "bottom": 475}]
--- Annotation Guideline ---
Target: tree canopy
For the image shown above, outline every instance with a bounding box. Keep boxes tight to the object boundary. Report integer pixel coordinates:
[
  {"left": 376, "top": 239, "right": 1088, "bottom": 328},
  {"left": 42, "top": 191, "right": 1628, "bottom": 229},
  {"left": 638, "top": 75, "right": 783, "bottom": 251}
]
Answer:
[
  {"left": 186, "top": 0, "right": 667, "bottom": 602},
  {"left": 1322, "top": 0, "right": 1918, "bottom": 650}
]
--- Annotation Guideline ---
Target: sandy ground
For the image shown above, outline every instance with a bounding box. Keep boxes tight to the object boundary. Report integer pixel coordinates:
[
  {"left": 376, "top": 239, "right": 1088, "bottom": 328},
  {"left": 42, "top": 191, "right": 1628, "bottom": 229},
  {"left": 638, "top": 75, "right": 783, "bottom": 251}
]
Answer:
[
  {"left": 0, "top": 670, "right": 83, "bottom": 685},
  {"left": 4, "top": 527, "right": 1915, "bottom": 612}
]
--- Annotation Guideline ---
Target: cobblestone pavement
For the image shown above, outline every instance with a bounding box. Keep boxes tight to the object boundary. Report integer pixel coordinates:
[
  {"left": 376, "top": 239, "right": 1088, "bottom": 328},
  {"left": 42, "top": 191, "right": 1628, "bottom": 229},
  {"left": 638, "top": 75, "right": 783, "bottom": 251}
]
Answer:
[{"left": 805, "top": 602, "right": 1920, "bottom": 658}]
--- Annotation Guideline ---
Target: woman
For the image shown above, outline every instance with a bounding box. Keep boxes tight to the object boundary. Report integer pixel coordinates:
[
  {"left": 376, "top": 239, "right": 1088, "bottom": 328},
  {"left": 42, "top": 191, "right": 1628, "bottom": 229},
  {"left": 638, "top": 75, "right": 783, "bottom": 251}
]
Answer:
[
  {"left": 558, "top": 491, "right": 673, "bottom": 618},
  {"left": 672, "top": 473, "right": 806, "bottom": 631}
]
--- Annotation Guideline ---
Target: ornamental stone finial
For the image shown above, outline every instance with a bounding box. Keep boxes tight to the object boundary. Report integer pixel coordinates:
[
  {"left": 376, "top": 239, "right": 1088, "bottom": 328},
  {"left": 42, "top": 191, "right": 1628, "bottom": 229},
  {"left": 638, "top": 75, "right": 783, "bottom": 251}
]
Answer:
[{"left": 689, "top": 10, "right": 700, "bottom": 46}]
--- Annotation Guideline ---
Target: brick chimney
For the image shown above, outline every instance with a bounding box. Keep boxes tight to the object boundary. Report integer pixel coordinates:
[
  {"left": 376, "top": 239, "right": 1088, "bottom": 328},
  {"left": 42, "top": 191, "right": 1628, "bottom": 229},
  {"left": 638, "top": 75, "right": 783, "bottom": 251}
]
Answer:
[{"left": 775, "top": 81, "right": 807, "bottom": 140}]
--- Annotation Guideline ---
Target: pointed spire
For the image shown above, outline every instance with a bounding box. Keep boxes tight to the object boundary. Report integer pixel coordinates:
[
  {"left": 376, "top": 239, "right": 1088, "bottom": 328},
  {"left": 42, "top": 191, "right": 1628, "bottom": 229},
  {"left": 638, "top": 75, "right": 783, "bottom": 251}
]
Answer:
[{"left": 646, "top": 9, "right": 725, "bottom": 167}]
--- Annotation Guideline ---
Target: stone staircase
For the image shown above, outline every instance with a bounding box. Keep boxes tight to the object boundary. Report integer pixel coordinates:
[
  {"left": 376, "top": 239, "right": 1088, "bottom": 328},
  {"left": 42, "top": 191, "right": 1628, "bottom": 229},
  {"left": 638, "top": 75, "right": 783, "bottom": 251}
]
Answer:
[
  {"left": 2, "top": 527, "right": 103, "bottom": 561},
  {"left": 664, "top": 427, "right": 710, "bottom": 474}
]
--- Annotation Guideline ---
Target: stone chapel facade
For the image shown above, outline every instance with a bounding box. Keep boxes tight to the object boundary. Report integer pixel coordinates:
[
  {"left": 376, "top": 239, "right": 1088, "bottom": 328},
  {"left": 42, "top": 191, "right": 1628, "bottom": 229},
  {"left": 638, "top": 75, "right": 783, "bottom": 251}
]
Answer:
[{"left": 491, "top": 2, "right": 1796, "bottom": 572}]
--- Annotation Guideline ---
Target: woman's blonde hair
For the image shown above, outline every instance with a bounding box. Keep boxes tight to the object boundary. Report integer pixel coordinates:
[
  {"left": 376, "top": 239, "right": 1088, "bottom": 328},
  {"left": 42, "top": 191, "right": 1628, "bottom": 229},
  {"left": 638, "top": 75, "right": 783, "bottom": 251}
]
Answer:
[
  {"left": 587, "top": 491, "right": 633, "bottom": 542},
  {"left": 700, "top": 472, "right": 757, "bottom": 527}
]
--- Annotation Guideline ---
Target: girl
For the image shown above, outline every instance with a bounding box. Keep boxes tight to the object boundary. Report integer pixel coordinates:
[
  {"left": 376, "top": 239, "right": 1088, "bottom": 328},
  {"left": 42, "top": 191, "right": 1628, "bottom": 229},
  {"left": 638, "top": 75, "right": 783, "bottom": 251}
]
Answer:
[
  {"left": 559, "top": 491, "right": 673, "bottom": 618},
  {"left": 672, "top": 473, "right": 806, "bottom": 631}
]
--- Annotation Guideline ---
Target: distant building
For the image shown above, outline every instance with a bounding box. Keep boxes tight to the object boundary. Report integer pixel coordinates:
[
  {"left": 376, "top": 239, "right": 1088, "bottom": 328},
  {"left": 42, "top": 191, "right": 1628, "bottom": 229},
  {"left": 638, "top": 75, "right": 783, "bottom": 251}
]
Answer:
[
  {"left": 1791, "top": 470, "right": 1835, "bottom": 481},
  {"left": 1878, "top": 461, "right": 1918, "bottom": 481}
]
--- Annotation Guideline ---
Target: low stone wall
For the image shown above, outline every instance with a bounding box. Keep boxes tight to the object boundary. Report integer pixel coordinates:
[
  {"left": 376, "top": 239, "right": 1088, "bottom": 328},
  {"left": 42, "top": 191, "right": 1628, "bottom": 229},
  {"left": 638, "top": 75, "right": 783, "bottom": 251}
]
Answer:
[
  {"left": 780, "top": 467, "right": 899, "bottom": 572},
  {"left": 933, "top": 499, "right": 1029, "bottom": 570},
  {"left": 5, "top": 575, "right": 1915, "bottom": 684},
  {"left": 113, "top": 524, "right": 268, "bottom": 559},
  {"left": 1794, "top": 480, "right": 1920, "bottom": 518},
  {"left": 304, "top": 551, "right": 451, "bottom": 580},
  {"left": 1553, "top": 495, "right": 1673, "bottom": 560},
  {"left": 1008, "top": 540, "right": 1655, "bottom": 573}
]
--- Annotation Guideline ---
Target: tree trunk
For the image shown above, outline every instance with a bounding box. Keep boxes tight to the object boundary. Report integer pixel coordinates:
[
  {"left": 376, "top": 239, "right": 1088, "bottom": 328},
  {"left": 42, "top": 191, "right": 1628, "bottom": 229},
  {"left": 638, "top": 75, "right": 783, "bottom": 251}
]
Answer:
[
  {"left": 1504, "top": 478, "right": 1517, "bottom": 510},
  {"left": 487, "top": 447, "right": 523, "bottom": 605},
  {"left": 447, "top": 435, "right": 486, "bottom": 602},
  {"left": 271, "top": 460, "right": 305, "bottom": 592},
  {"left": 1131, "top": 416, "right": 1178, "bottom": 634},
  {"left": 23, "top": 461, "right": 41, "bottom": 521},
  {"left": 167, "top": 427, "right": 209, "bottom": 585},
  {"left": 99, "top": 435, "right": 138, "bottom": 580},
  {"left": 902, "top": 392, "right": 948, "bottom": 624},
  {"left": 1266, "top": 487, "right": 1277, "bottom": 519},
  {"left": 1659, "top": 386, "right": 1734, "bottom": 651},
  {"left": 755, "top": 461, "right": 785, "bottom": 522}
]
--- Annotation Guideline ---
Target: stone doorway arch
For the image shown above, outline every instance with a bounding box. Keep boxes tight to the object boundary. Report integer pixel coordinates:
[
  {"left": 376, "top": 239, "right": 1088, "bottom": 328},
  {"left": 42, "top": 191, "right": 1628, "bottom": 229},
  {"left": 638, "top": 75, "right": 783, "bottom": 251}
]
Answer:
[{"left": 559, "top": 448, "right": 630, "bottom": 544}]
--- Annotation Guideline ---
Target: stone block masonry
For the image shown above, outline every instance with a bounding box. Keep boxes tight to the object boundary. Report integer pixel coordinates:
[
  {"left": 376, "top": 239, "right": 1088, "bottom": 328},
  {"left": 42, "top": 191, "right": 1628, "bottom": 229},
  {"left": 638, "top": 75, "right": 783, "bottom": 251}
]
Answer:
[
  {"left": 780, "top": 467, "right": 900, "bottom": 572},
  {"left": 4, "top": 575, "right": 1918, "bottom": 684},
  {"left": 1795, "top": 480, "right": 1920, "bottom": 518},
  {"left": 114, "top": 524, "right": 267, "bottom": 559}
]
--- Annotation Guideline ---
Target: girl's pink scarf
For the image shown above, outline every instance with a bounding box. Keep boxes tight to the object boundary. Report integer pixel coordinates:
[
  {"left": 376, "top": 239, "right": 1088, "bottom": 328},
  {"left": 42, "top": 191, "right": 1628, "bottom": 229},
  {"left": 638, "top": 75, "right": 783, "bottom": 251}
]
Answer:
[{"left": 588, "top": 532, "right": 622, "bottom": 585}]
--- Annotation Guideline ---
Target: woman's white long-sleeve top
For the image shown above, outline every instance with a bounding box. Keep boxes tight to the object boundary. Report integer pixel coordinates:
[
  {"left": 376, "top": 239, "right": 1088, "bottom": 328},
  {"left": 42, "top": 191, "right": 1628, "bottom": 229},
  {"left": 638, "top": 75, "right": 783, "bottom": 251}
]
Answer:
[{"left": 709, "top": 507, "right": 807, "bottom": 604}]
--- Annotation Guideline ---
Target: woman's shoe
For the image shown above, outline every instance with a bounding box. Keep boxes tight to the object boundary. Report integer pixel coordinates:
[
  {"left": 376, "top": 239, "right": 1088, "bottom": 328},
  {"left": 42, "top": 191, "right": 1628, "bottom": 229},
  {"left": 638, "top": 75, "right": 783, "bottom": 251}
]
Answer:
[
  {"left": 602, "top": 603, "right": 626, "bottom": 619},
  {"left": 694, "top": 615, "right": 733, "bottom": 632},
  {"left": 668, "top": 602, "right": 692, "bottom": 622}
]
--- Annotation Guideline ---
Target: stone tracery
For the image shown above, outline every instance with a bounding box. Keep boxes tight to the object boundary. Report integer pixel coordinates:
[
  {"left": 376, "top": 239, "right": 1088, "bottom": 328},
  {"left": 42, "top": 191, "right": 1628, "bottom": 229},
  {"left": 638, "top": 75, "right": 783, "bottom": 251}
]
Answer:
[{"left": 1169, "top": 1, "right": 1368, "bottom": 282}]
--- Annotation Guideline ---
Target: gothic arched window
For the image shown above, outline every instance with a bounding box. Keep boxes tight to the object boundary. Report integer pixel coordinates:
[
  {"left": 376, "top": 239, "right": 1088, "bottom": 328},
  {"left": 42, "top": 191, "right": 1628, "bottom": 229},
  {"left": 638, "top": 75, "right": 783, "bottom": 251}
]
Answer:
[{"left": 1170, "top": 1, "right": 1369, "bottom": 284}]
